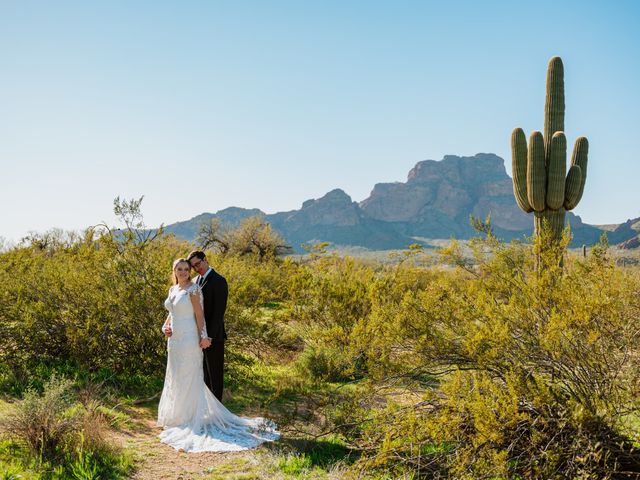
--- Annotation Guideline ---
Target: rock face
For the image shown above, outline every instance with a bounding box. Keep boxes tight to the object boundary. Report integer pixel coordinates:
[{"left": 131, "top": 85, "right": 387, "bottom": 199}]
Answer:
[
  {"left": 360, "top": 154, "right": 531, "bottom": 233},
  {"left": 619, "top": 236, "right": 640, "bottom": 249},
  {"left": 286, "top": 189, "right": 360, "bottom": 228},
  {"left": 163, "top": 153, "right": 622, "bottom": 252},
  {"left": 164, "top": 207, "right": 264, "bottom": 240},
  {"left": 609, "top": 217, "right": 640, "bottom": 248},
  {"left": 267, "top": 189, "right": 411, "bottom": 250}
]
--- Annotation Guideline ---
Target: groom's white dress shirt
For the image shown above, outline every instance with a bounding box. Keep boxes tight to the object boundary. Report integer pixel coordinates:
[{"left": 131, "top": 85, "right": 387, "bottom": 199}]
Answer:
[{"left": 198, "top": 267, "right": 213, "bottom": 286}]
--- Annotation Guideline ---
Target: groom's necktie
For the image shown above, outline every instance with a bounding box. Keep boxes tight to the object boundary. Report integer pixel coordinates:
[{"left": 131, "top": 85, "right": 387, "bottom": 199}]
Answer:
[{"left": 198, "top": 276, "right": 204, "bottom": 286}]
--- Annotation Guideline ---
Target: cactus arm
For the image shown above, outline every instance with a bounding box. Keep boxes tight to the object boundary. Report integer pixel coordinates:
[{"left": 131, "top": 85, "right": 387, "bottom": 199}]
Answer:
[
  {"left": 546, "top": 132, "right": 567, "bottom": 209},
  {"left": 564, "top": 164, "right": 583, "bottom": 210},
  {"left": 570, "top": 136, "right": 589, "bottom": 207},
  {"left": 527, "top": 131, "right": 546, "bottom": 212},
  {"left": 544, "top": 57, "right": 565, "bottom": 155},
  {"left": 511, "top": 128, "right": 532, "bottom": 212}
]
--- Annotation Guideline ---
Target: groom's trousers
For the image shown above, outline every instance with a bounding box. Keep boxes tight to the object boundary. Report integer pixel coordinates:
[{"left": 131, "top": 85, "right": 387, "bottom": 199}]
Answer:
[{"left": 203, "top": 340, "right": 225, "bottom": 402}]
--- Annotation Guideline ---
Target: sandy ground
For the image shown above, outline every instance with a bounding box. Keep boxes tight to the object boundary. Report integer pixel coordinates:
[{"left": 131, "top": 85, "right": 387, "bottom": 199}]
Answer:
[{"left": 111, "top": 408, "right": 264, "bottom": 480}]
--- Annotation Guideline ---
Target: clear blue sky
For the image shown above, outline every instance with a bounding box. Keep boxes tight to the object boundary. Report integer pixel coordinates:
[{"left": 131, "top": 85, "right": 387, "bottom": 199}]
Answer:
[{"left": 1, "top": 0, "right": 639, "bottom": 242}]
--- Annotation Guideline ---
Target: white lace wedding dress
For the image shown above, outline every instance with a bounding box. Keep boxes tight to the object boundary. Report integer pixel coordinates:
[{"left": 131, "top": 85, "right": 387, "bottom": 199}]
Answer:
[{"left": 157, "top": 283, "right": 279, "bottom": 452}]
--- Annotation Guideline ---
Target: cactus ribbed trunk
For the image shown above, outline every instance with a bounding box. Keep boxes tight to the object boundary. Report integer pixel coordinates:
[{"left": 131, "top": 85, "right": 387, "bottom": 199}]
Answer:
[{"left": 534, "top": 209, "right": 566, "bottom": 240}]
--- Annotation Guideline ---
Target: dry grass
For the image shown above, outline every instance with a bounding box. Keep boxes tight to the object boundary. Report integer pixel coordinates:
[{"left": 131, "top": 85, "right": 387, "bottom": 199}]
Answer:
[{"left": 0, "top": 376, "right": 78, "bottom": 460}]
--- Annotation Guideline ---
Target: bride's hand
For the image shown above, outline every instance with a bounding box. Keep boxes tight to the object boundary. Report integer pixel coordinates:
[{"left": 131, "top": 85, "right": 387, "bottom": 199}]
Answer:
[{"left": 199, "top": 338, "right": 211, "bottom": 349}]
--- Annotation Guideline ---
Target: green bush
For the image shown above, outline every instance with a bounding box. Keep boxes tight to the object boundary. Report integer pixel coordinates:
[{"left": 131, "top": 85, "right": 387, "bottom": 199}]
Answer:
[
  {"left": 1, "top": 375, "right": 77, "bottom": 460},
  {"left": 296, "top": 345, "right": 355, "bottom": 382},
  {"left": 3, "top": 198, "right": 640, "bottom": 478},
  {"left": 341, "top": 231, "right": 640, "bottom": 478},
  {"left": 0, "top": 375, "right": 133, "bottom": 479}
]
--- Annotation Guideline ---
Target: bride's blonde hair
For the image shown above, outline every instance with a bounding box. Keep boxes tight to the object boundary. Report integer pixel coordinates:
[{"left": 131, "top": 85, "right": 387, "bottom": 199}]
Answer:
[{"left": 172, "top": 258, "right": 191, "bottom": 285}]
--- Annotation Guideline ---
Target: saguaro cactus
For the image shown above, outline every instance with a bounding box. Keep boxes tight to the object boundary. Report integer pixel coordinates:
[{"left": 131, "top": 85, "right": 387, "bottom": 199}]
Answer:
[{"left": 511, "top": 56, "right": 589, "bottom": 241}]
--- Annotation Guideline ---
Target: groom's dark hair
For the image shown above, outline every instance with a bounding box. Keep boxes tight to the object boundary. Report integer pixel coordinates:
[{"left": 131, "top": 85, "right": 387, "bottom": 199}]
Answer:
[{"left": 187, "top": 250, "right": 206, "bottom": 262}]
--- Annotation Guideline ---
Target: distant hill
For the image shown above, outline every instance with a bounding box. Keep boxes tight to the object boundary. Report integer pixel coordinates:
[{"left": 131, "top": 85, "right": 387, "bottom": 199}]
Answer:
[
  {"left": 162, "top": 154, "right": 635, "bottom": 252},
  {"left": 607, "top": 217, "right": 640, "bottom": 249},
  {"left": 164, "top": 207, "right": 264, "bottom": 240}
]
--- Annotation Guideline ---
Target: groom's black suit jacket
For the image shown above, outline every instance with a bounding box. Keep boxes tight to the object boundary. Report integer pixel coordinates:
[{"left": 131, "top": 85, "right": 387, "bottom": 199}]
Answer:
[{"left": 199, "top": 268, "right": 228, "bottom": 341}]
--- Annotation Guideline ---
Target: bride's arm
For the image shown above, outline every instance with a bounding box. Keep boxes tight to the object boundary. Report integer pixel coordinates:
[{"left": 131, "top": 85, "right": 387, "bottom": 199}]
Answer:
[
  {"left": 189, "top": 289, "right": 210, "bottom": 348},
  {"left": 161, "top": 314, "right": 172, "bottom": 337},
  {"left": 162, "top": 287, "right": 173, "bottom": 337}
]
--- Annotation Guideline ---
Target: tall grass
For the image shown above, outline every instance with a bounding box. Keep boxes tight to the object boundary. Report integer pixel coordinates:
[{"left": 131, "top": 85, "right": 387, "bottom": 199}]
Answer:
[{"left": 0, "top": 375, "right": 133, "bottom": 479}]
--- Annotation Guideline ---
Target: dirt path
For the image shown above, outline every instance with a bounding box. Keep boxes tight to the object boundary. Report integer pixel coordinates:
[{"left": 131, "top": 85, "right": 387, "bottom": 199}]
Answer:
[{"left": 111, "top": 407, "right": 266, "bottom": 480}]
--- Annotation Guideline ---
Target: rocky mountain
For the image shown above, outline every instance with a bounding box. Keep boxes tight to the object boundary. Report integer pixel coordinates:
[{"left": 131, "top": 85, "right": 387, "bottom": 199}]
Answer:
[
  {"left": 267, "top": 189, "right": 411, "bottom": 250},
  {"left": 164, "top": 207, "right": 264, "bottom": 240},
  {"left": 360, "top": 154, "right": 531, "bottom": 239},
  {"left": 606, "top": 217, "right": 640, "bottom": 249},
  {"left": 619, "top": 236, "right": 640, "bottom": 249},
  {"left": 162, "top": 153, "right": 632, "bottom": 252}
]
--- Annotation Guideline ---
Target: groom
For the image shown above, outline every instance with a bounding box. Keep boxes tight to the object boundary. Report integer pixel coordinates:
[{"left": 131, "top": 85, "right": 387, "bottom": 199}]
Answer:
[{"left": 187, "top": 250, "right": 228, "bottom": 402}]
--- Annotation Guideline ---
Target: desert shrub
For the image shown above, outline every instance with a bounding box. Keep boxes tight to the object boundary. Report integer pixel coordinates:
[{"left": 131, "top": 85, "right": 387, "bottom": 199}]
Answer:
[
  {"left": 0, "top": 198, "right": 298, "bottom": 385},
  {"left": 197, "top": 214, "right": 292, "bottom": 259},
  {"left": 8, "top": 197, "right": 640, "bottom": 478},
  {"left": 1, "top": 375, "right": 132, "bottom": 478},
  {"left": 0, "top": 225, "right": 182, "bottom": 379},
  {"left": 2, "top": 375, "right": 77, "bottom": 460},
  {"left": 285, "top": 251, "right": 439, "bottom": 385},
  {"left": 296, "top": 345, "right": 356, "bottom": 382},
  {"left": 285, "top": 256, "right": 376, "bottom": 380},
  {"left": 340, "top": 231, "right": 640, "bottom": 479}
]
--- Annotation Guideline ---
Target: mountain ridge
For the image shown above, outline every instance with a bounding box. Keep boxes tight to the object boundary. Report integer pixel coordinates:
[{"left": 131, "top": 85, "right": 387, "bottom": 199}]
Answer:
[{"left": 162, "top": 153, "right": 637, "bottom": 252}]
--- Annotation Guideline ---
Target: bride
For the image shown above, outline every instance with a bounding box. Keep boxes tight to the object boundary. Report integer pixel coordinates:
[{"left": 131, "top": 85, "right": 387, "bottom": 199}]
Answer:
[{"left": 157, "top": 258, "right": 279, "bottom": 452}]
